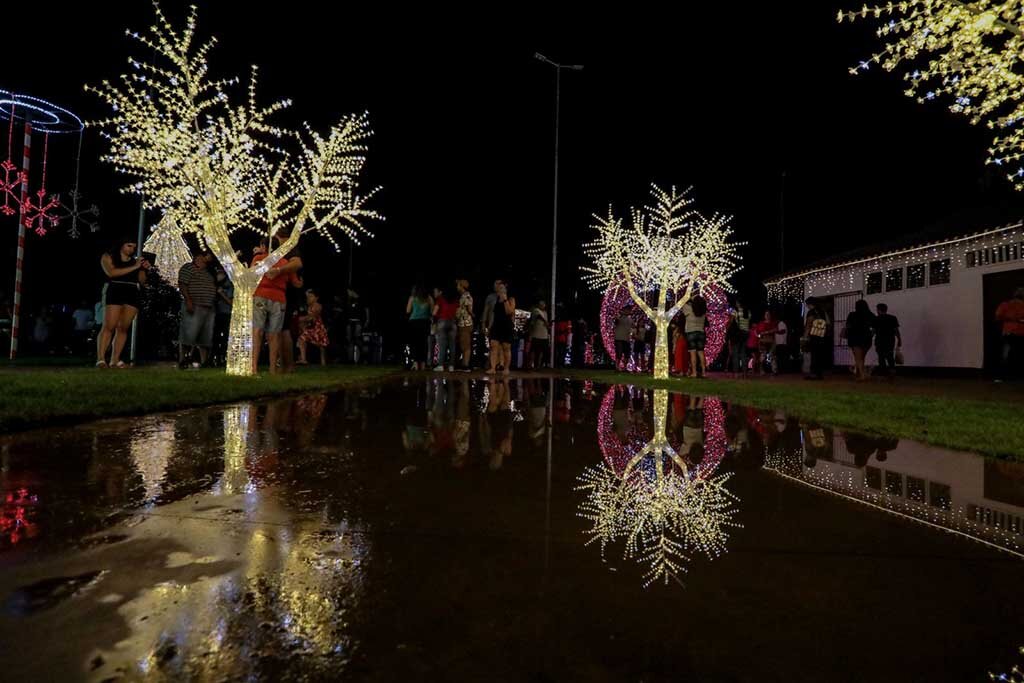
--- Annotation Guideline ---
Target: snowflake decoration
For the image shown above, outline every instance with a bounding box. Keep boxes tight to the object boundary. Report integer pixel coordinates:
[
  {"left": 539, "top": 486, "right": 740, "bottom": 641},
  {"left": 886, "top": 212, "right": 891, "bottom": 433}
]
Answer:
[
  {"left": 53, "top": 190, "right": 100, "bottom": 238},
  {"left": 20, "top": 189, "right": 61, "bottom": 236},
  {"left": 0, "top": 159, "right": 26, "bottom": 217}
]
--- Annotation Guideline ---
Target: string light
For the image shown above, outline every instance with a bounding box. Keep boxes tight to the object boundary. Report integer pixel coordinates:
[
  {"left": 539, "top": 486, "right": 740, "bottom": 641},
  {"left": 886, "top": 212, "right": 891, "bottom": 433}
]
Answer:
[
  {"left": 580, "top": 387, "right": 740, "bottom": 587},
  {"left": 765, "top": 222, "right": 1023, "bottom": 301},
  {"left": 86, "top": 3, "right": 382, "bottom": 375},
  {"left": 583, "top": 184, "right": 744, "bottom": 379},
  {"left": 142, "top": 215, "right": 193, "bottom": 290},
  {"left": 839, "top": 1, "right": 1024, "bottom": 188}
]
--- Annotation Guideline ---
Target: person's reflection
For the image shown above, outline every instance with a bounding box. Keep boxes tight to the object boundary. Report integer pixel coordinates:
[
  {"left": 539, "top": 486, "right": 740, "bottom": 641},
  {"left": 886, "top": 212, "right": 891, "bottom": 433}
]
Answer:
[
  {"left": 452, "top": 379, "right": 472, "bottom": 468},
  {"left": 801, "top": 421, "right": 834, "bottom": 468},
  {"left": 482, "top": 379, "right": 513, "bottom": 470},
  {"left": 682, "top": 395, "right": 705, "bottom": 467},
  {"left": 402, "top": 381, "right": 433, "bottom": 456},
  {"left": 526, "top": 379, "right": 548, "bottom": 448},
  {"left": 844, "top": 431, "right": 879, "bottom": 468},
  {"left": 874, "top": 437, "right": 899, "bottom": 463},
  {"left": 428, "top": 379, "right": 455, "bottom": 458}
]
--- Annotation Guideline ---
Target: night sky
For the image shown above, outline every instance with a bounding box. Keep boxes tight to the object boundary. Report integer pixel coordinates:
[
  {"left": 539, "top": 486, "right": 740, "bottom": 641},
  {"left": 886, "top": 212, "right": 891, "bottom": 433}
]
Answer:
[{"left": 3, "top": 2, "right": 1024, "bottom": 341}]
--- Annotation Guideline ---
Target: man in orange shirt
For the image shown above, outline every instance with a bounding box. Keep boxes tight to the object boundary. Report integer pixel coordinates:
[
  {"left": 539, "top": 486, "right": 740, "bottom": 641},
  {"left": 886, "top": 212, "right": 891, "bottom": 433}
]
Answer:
[
  {"left": 251, "top": 238, "right": 301, "bottom": 374},
  {"left": 995, "top": 287, "right": 1024, "bottom": 381}
]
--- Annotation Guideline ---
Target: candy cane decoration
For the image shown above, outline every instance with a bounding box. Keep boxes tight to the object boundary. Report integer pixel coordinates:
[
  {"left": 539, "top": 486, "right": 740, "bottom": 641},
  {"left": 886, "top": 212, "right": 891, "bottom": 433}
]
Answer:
[{"left": 10, "top": 122, "right": 31, "bottom": 360}]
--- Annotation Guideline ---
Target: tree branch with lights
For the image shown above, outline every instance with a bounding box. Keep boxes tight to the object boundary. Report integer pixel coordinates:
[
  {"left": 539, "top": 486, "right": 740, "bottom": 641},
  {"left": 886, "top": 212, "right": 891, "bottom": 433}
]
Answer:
[
  {"left": 583, "top": 185, "right": 742, "bottom": 379},
  {"left": 87, "top": 3, "right": 381, "bottom": 375},
  {"left": 840, "top": 0, "right": 1024, "bottom": 188}
]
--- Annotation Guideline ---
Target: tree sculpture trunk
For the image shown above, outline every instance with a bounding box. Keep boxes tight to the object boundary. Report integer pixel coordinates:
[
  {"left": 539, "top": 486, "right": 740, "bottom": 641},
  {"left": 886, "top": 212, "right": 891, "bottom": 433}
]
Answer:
[
  {"left": 225, "top": 277, "right": 256, "bottom": 376},
  {"left": 652, "top": 318, "right": 671, "bottom": 380}
]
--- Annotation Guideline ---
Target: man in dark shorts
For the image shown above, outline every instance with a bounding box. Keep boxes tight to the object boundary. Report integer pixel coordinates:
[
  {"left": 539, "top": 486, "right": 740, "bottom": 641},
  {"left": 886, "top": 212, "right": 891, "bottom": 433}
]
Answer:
[{"left": 873, "top": 303, "right": 901, "bottom": 377}]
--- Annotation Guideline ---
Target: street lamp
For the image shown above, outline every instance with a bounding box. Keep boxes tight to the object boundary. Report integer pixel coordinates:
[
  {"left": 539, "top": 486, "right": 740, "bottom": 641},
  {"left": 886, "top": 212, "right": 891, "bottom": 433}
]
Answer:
[{"left": 534, "top": 52, "right": 582, "bottom": 369}]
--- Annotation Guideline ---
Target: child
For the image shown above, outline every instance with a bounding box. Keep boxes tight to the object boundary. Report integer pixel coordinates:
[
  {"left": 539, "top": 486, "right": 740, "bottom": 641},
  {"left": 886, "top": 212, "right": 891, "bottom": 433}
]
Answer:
[{"left": 298, "top": 289, "right": 330, "bottom": 366}]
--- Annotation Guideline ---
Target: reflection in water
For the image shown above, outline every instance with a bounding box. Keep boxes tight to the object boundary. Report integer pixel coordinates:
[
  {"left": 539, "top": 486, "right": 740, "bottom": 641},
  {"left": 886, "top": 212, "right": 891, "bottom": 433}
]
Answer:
[
  {"left": 578, "top": 387, "right": 740, "bottom": 586},
  {"left": 762, "top": 417, "right": 1024, "bottom": 558},
  {"left": 129, "top": 418, "right": 176, "bottom": 502}
]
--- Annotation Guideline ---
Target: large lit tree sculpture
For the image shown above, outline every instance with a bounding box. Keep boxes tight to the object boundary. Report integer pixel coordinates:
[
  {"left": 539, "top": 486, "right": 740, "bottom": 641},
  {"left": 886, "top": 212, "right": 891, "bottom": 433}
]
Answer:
[
  {"left": 87, "top": 4, "right": 380, "bottom": 375},
  {"left": 583, "top": 185, "right": 742, "bottom": 379},
  {"left": 840, "top": 1, "right": 1024, "bottom": 188}
]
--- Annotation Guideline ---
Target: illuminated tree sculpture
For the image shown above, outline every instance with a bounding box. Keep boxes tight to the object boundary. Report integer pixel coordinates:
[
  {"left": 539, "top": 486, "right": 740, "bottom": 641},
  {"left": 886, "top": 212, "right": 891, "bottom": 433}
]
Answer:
[
  {"left": 583, "top": 185, "right": 742, "bottom": 379},
  {"left": 87, "top": 5, "right": 381, "bottom": 375},
  {"left": 839, "top": 1, "right": 1024, "bottom": 188}
]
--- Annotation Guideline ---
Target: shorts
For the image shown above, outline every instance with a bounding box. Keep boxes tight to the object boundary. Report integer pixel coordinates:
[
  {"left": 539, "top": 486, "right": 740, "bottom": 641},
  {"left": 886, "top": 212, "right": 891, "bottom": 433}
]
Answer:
[
  {"left": 253, "top": 296, "right": 286, "bottom": 333},
  {"left": 686, "top": 331, "right": 706, "bottom": 351},
  {"left": 180, "top": 304, "right": 215, "bottom": 347},
  {"left": 102, "top": 282, "right": 140, "bottom": 309}
]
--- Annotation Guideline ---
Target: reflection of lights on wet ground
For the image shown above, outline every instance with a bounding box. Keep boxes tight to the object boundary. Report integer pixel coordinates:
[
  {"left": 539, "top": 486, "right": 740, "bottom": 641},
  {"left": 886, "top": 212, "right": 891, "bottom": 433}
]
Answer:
[
  {"left": 129, "top": 418, "right": 176, "bottom": 502},
  {"left": 580, "top": 387, "right": 740, "bottom": 586}
]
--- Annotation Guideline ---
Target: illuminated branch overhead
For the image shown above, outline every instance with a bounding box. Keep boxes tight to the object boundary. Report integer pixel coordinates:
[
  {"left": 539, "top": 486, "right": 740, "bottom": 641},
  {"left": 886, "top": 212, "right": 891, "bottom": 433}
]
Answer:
[
  {"left": 840, "top": 0, "right": 1024, "bottom": 188},
  {"left": 583, "top": 184, "right": 743, "bottom": 379},
  {"left": 87, "top": 3, "right": 382, "bottom": 375}
]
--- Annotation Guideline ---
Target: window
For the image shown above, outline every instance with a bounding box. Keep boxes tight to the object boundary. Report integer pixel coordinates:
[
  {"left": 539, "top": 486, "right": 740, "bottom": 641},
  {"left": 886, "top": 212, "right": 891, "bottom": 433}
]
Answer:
[
  {"left": 865, "top": 466, "right": 881, "bottom": 491},
  {"left": 907, "top": 263, "right": 926, "bottom": 288},
  {"left": 865, "top": 271, "right": 883, "bottom": 295},
  {"left": 907, "top": 476, "right": 926, "bottom": 502},
  {"left": 966, "top": 251, "right": 977, "bottom": 268},
  {"left": 885, "top": 471, "right": 904, "bottom": 496},
  {"left": 929, "top": 259, "right": 951, "bottom": 286},
  {"left": 885, "top": 268, "right": 903, "bottom": 292},
  {"left": 929, "top": 482, "right": 952, "bottom": 510}
]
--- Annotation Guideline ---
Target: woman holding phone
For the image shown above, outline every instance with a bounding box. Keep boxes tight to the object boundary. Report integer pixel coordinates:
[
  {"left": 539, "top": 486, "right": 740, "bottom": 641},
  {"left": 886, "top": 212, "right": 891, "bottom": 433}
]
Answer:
[{"left": 97, "top": 237, "right": 149, "bottom": 368}]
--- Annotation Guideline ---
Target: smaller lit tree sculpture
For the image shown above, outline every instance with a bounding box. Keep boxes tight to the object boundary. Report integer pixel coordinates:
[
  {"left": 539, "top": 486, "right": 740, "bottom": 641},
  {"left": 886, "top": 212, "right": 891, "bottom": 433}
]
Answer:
[
  {"left": 87, "top": 4, "right": 380, "bottom": 375},
  {"left": 583, "top": 185, "right": 742, "bottom": 380}
]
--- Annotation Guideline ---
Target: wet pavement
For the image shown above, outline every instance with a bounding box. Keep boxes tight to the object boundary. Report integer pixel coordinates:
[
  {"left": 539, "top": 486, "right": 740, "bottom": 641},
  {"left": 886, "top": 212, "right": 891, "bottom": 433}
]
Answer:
[{"left": 1, "top": 377, "right": 1023, "bottom": 681}]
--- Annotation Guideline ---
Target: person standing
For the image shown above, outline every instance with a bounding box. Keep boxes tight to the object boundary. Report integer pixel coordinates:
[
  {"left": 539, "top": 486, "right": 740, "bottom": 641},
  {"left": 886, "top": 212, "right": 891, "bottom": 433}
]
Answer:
[
  {"left": 682, "top": 295, "right": 708, "bottom": 378},
  {"left": 250, "top": 239, "right": 300, "bottom": 374},
  {"left": 177, "top": 250, "right": 217, "bottom": 368},
  {"left": 97, "top": 238, "right": 149, "bottom": 368},
  {"left": 756, "top": 311, "right": 777, "bottom": 376},
  {"left": 844, "top": 299, "right": 875, "bottom": 381},
  {"left": 71, "top": 300, "right": 95, "bottom": 355},
  {"left": 729, "top": 300, "right": 752, "bottom": 377},
  {"left": 488, "top": 281, "right": 515, "bottom": 376},
  {"left": 455, "top": 279, "right": 474, "bottom": 371},
  {"left": 614, "top": 308, "right": 634, "bottom": 371},
  {"left": 406, "top": 285, "right": 433, "bottom": 371},
  {"left": 297, "top": 289, "right": 330, "bottom": 366},
  {"left": 280, "top": 254, "right": 304, "bottom": 374},
  {"left": 672, "top": 317, "right": 689, "bottom": 376},
  {"left": 995, "top": 287, "right": 1024, "bottom": 381},
  {"left": 528, "top": 300, "right": 550, "bottom": 370},
  {"left": 432, "top": 286, "right": 458, "bottom": 371},
  {"left": 212, "top": 265, "right": 233, "bottom": 367},
  {"left": 873, "top": 303, "right": 901, "bottom": 378},
  {"left": 803, "top": 297, "right": 831, "bottom": 380},
  {"left": 772, "top": 312, "right": 789, "bottom": 375}
]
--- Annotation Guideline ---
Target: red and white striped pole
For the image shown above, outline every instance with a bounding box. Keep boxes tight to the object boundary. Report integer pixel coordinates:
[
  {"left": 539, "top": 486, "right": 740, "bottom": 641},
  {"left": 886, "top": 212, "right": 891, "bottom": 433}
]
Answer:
[{"left": 10, "top": 121, "right": 31, "bottom": 360}]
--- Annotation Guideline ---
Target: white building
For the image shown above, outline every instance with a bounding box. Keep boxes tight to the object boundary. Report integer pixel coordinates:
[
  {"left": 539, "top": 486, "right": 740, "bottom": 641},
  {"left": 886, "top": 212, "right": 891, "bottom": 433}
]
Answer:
[{"left": 765, "top": 221, "right": 1024, "bottom": 370}]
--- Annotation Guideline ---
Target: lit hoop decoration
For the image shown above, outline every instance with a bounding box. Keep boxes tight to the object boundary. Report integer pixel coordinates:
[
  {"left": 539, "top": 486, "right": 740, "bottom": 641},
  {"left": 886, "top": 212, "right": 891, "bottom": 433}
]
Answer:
[
  {"left": 599, "top": 279, "right": 730, "bottom": 369},
  {"left": 0, "top": 89, "right": 84, "bottom": 134},
  {"left": 0, "top": 88, "right": 86, "bottom": 361}
]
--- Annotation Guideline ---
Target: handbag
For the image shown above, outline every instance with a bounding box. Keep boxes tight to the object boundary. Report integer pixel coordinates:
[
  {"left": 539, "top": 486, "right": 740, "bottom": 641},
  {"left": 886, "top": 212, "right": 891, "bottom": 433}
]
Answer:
[{"left": 895, "top": 348, "right": 904, "bottom": 365}]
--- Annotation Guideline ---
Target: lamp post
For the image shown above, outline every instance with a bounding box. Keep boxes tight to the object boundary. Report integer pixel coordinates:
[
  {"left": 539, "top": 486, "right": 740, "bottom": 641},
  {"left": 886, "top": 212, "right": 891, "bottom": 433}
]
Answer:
[{"left": 534, "top": 52, "right": 582, "bottom": 369}]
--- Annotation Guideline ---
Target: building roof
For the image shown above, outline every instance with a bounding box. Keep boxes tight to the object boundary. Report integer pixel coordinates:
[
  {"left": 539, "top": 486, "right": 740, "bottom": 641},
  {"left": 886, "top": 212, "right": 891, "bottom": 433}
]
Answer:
[{"left": 764, "top": 206, "right": 1024, "bottom": 285}]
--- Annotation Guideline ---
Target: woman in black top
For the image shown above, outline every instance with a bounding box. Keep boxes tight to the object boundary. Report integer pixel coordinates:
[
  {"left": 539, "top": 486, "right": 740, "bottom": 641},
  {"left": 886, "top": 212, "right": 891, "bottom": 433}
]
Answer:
[
  {"left": 487, "top": 282, "right": 516, "bottom": 376},
  {"left": 845, "top": 299, "right": 875, "bottom": 381},
  {"left": 97, "top": 238, "right": 149, "bottom": 368}
]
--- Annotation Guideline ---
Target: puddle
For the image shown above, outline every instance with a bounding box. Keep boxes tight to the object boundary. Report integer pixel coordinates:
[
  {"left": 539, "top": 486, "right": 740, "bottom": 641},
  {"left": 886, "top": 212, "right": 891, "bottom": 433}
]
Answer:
[{"left": 0, "top": 378, "right": 1021, "bottom": 681}]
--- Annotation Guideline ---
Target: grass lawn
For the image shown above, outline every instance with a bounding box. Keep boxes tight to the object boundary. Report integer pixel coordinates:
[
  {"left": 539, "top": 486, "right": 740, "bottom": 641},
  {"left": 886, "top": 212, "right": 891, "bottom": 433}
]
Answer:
[
  {"left": 0, "top": 364, "right": 401, "bottom": 433},
  {"left": 563, "top": 369, "right": 1024, "bottom": 460}
]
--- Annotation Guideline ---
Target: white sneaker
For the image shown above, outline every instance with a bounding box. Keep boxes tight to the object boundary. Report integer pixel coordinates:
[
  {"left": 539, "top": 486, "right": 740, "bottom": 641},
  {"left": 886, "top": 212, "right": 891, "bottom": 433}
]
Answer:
[
  {"left": 433, "top": 366, "right": 444, "bottom": 372},
  {"left": 191, "top": 362, "right": 201, "bottom": 369},
  {"left": 447, "top": 366, "right": 455, "bottom": 371}
]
